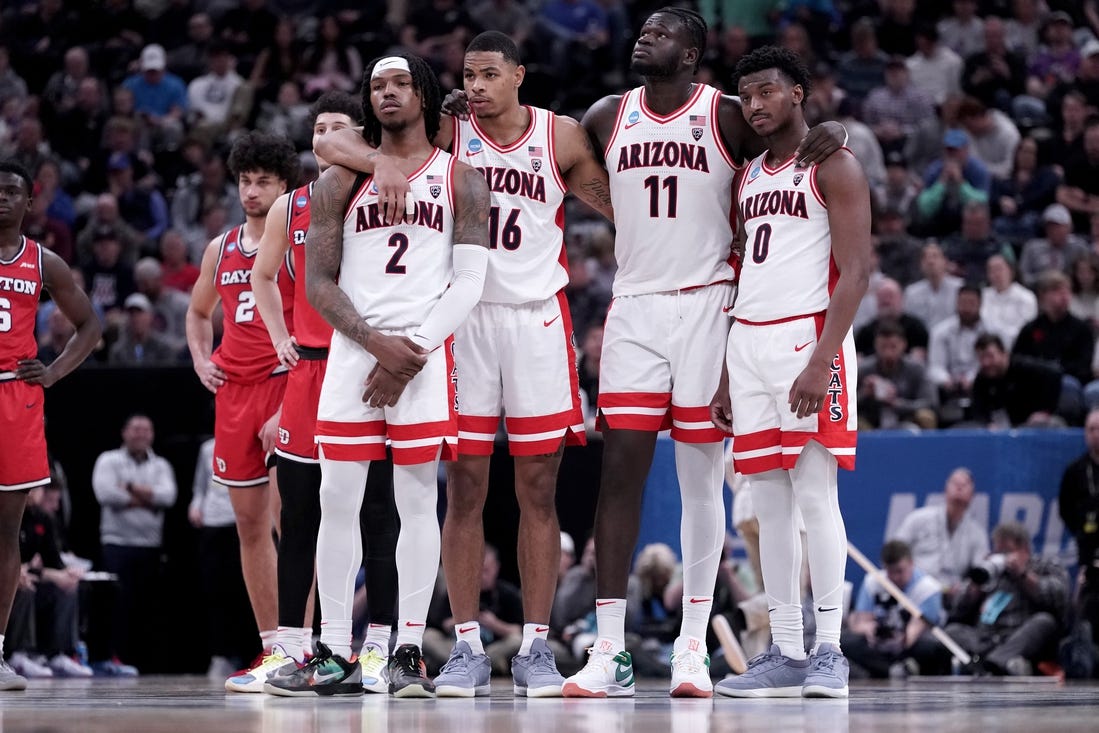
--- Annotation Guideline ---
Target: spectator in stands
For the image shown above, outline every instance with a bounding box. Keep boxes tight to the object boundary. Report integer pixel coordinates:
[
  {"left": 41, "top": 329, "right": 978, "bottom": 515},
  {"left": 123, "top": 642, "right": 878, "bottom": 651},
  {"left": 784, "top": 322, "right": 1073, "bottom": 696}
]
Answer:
[
  {"left": 991, "top": 135, "right": 1062, "bottom": 245},
  {"left": 559, "top": 531, "right": 576, "bottom": 582},
  {"left": 91, "top": 414, "right": 177, "bottom": 674},
  {"left": 907, "top": 23, "right": 962, "bottom": 106},
  {"left": 856, "top": 277, "right": 930, "bottom": 360},
  {"left": 469, "top": 0, "right": 534, "bottom": 54},
  {"left": 929, "top": 285, "right": 986, "bottom": 424},
  {"left": 905, "top": 94, "right": 964, "bottom": 179},
  {"left": 552, "top": 536, "right": 597, "bottom": 643},
  {"left": 1057, "top": 116, "right": 1099, "bottom": 234},
  {"left": 841, "top": 540, "right": 947, "bottom": 679},
  {"left": 0, "top": 45, "right": 28, "bottom": 106},
  {"left": 36, "top": 308, "right": 77, "bottom": 367},
  {"left": 577, "top": 321, "right": 603, "bottom": 426},
  {"left": 981, "top": 254, "right": 1037, "bottom": 348},
  {"left": 565, "top": 250, "right": 609, "bottom": 345},
  {"left": 955, "top": 96, "right": 1020, "bottom": 180},
  {"left": 857, "top": 319, "right": 939, "bottom": 430},
  {"left": 874, "top": 153, "right": 918, "bottom": 224},
  {"left": 1070, "top": 254, "right": 1099, "bottom": 330},
  {"left": 22, "top": 183, "right": 74, "bottom": 266},
  {"left": 942, "top": 202, "right": 1013, "bottom": 285},
  {"left": 167, "top": 12, "right": 216, "bottom": 84},
  {"left": 186, "top": 41, "right": 249, "bottom": 147},
  {"left": 905, "top": 242, "right": 964, "bottom": 331},
  {"left": 254, "top": 80, "right": 313, "bottom": 151},
  {"left": 835, "top": 17, "right": 888, "bottom": 104},
  {"left": 132, "top": 257, "right": 189, "bottom": 355},
  {"left": 804, "top": 61, "right": 844, "bottom": 127},
  {"left": 10, "top": 118, "right": 54, "bottom": 182},
  {"left": 1005, "top": 0, "right": 1043, "bottom": 59},
  {"left": 40, "top": 46, "right": 97, "bottom": 136},
  {"left": 218, "top": 0, "right": 279, "bottom": 75},
  {"left": 300, "top": 15, "right": 363, "bottom": 99},
  {"left": 874, "top": 207, "right": 923, "bottom": 286},
  {"left": 1058, "top": 407, "right": 1099, "bottom": 646},
  {"left": 938, "top": 0, "right": 985, "bottom": 59},
  {"left": 82, "top": 116, "right": 154, "bottom": 201},
  {"left": 863, "top": 56, "right": 935, "bottom": 154},
  {"left": 915, "top": 131, "right": 990, "bottom": 238},
  {"left": 248, "top": 17, "right": 305, "bottom": 107},
  {"left": 401, "top": 0, "right": 476, "bottom": 69},
  {"left": 961, "top": 16, "right": 1027, "bottom": 112},
  {"left": 1019, "top": 204, "right": 1090, "bottom": 288},
  {"left": 631, "top": 542, "right": 680, "bottom": 670},
  {"left": 82, "top": 225, "right": 136, "bottom": 321},
  {"left": 106, "top": 153, "right": 169, "bottom": 247},
  {"left": 49, "top": 77, "right": 108, "bottom": 180},
  {"left": 76, "top": 192, "right": 144, "bottom": 266},
  {"left": 123, "top": 44, "right": 189, "bottom": 152},
  {"left": 1027, "top": 11, "right": 1080, "bottom": 101},
  {"left": 108, "top": 293, "right": 179, "bottom": 367},
  {"left": 971, "top": 332, "right": 1063, "bottom": 428},
  {"left": 893, "top": 468, "right": 989, "bottom": 604},
  {"left": 169, "top": 152, "right": 244, "bottom": 252},
  {"left": 158, "top": 230, "right": 199, "bottom": 293},
  {"left": 836, "top": 96, "right": 885, "bottom": 187},
  {"left": 1049, "top": 90, "right": 1088, "bottom": 169},
  {"left": 944, "top": 521, "right": 1069, "bottom": 675}
]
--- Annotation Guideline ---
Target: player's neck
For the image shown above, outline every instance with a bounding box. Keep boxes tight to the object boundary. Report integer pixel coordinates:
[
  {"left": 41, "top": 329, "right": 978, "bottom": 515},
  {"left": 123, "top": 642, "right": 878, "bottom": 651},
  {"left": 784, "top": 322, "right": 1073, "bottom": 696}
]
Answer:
[
  {"left": 473, "top": 103, "right": 529, "bottom": 146},
  {"left": 642, "top": 77, "right": 695, "bottom": 115},
  {"left": 240, "top": 216, "right": 265, "bottom": 251},
  {"left": 0, "top": 226, "right": 22, "bottom": 254},
  {"left": 765, "top": 120, "right": 810, "bottom": 165},
  {"left": 378, "top": 126, "right": 434, "bottom": 162}
]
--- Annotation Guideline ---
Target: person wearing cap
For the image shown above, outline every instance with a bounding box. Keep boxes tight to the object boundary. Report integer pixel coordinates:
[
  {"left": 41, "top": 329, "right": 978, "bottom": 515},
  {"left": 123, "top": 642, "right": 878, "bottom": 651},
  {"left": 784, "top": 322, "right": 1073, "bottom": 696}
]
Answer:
[
  {"left": 106, "top": 293, "right": 178, "bottom": 366},
  {"left": 1027, "top": 10, "right": 1081, "bottom": 98},
  {"left": 862, "top": 55, "right": 934, "bottom": 151},
  {"left": 121, "top": 44, "right": 187, "bottom": 152},
  {"left": 106, "top": 152, "right": 169, "bottom": 245},
  {"left": 1019, "top": 204, "right": 1090, "bottom": 287},
  {"left": 915, "top": 128, "right": 990, "bottom": 238}
]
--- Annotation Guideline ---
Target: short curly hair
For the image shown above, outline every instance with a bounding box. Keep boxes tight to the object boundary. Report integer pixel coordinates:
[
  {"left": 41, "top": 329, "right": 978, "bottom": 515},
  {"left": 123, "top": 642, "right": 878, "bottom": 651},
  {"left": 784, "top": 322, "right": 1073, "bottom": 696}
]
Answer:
[
  {"left": 309, "top": 90, "right": 363, "bottom": 128},
  {"left": 735, "top": 46, "right": 813, "bottom": 106},
  {"left": 0, "top": 160, "right": 33, "bottom": 196},
  {"left": 360, "top": 53, "right": 442, "bottom": 147},
  {"left": 227, "top": 131, "right": 300, "bottom": 186}
]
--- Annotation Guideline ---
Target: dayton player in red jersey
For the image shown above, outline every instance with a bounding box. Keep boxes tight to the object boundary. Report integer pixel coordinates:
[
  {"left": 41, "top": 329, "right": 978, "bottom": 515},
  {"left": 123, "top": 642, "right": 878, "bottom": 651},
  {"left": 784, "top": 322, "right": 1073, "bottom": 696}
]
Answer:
[
  {"left": 185, "top": 133, "right": 299, "bottom": 680},
  {"left": 0, "top": 161, "right": 100, "bottom": 691}
]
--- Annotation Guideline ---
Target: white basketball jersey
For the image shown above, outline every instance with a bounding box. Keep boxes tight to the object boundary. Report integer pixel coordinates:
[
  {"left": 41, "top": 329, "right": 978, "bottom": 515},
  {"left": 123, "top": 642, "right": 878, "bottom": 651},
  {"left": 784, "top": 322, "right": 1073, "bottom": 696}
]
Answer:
[
  {"left": 605, "top": 84, "right": 738, "bottom": 297},
  {"left": 732, "top": 152, "right": 833, "bottom": 323},
  {"left": 453, "top": 106, "right": 568, "bottom": 304},
  {"left": 341, "top": 148, "right": 456, "bottom": 329}
]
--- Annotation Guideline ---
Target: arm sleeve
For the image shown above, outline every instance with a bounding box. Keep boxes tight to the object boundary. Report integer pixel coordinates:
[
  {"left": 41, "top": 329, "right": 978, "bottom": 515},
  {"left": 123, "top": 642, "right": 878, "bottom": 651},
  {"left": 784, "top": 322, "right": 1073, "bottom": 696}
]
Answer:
[{"left": 411, "top": 244, "right": 488, "bottom": 352}]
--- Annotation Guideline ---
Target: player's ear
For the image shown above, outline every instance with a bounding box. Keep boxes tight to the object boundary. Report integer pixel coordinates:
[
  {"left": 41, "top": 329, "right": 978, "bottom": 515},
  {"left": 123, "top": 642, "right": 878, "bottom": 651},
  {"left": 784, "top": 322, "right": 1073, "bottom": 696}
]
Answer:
[
  {"left": 683, "top": 47, "right": 699, "bottom": 69},
  {"left": 514, "top": 64, "right": 525, "bottom": 88},
  {"left": 792, "top": 84, "right": 804, "bottom": 106}
]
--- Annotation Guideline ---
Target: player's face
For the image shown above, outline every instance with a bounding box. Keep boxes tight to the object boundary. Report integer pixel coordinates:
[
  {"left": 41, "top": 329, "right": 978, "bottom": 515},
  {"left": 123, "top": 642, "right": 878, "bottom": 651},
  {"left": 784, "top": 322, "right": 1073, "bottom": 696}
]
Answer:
[
  {"left": 463, "top": 51, "right": 523, "bottom": 119},
  {"left": 631, "top": 14, "right": 695, "bottom": 77},
  {"left": 738, "top": 69, "right": 804, "bottom": 138},
  {"left": 238, "top": 169, "right": 287, "bottom": 219},
  {"left": 312, "top": 112, "right": 355, "bottom": 171},
  {"left": 0, "top": 172, "right": 31, "bottom": 229},
  {"left": 370, "top": 69, "right": 422, "bottom": 132}
]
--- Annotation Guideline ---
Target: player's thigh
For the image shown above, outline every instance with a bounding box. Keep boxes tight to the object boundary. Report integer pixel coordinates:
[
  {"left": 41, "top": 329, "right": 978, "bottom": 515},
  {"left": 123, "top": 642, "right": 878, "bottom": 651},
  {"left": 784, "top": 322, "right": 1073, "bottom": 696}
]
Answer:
[
  {"left": 454, "top": 305, "right": 504, "bottom": 445},
  {"left": 0, "top": 380, "right": 48, "bottom": 490},
  {"left": 385, "top": 342, "right": 458, "bottom": 465},
  {"left": 599, "top": 295, "right": 672, "bottom": 397},
  {"left": 214, "top": 381, "right": 270, "bottom": 486},
  {"left": 277, "top": 359, "right": 327, "bottom": 462}
]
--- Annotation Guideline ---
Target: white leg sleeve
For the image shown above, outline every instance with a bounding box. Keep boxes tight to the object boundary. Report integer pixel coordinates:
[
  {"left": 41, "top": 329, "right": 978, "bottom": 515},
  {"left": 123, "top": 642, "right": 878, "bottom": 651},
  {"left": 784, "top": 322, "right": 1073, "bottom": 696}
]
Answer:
[
  {"left": 393, "top": 459, "right": 442, "bottom": 626},
  {"left": 316, "top": 457, "right": 370, "bottom": 659},
  {"left": 750, "top": 467, "right": 806, "bottom": 659}
]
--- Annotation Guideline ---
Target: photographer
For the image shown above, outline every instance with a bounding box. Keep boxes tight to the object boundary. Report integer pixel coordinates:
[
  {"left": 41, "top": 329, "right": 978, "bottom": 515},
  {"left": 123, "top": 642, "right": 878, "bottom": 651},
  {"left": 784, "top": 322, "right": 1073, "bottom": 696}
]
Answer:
[
  {"left": 1059, "top": 408, "right": 1099, "bottom": 645},
  {"left": 841, "top": 540, "right": 948, "bottom": 678},
  {"left": 944, "top": 522, "right": 1069, "bottom": 675}
]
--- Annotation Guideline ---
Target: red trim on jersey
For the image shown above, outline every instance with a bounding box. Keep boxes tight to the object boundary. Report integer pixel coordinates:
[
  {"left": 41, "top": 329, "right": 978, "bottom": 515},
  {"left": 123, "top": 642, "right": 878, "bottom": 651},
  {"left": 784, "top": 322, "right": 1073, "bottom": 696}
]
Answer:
[
  {"left": 320, "top": 442, "right": 387, "bottom": 462},
  {"left": 736, "top": 310, "right": 825, "bottom": 327},
  {"left": 670, "top": 405, "right": 713, "bottom": 422},
  {"left": 408, "top": 148, "right": 442, "bottom": 183},
  {"left": 388, "top": 419, "right": 455, "bottom": 442},
  {"left": 458, "top": 414, "right": 499, "bottom": 433},
  {"left": 731, "top": 428, "right": 783, "bottom": 475},
  {"left": 735, "top": 453, "right": 784, "bottom": 474},
  {"left": 545, "top": 110, "right": 569, "bottom": 195},
  {"left": 602, "top": 91, "right": 631, "bottom": 161},
  {"left": 708, "top": 89, "right": 737, "bottom": 169},
  {"left": 470, "top": 105, "right": 537, "bottom": 154},
  {"left": 505, "top": 409, "right": 583, "bottom": 435},
  {"left": 557, "top": 290, "right": 585, "bottom": 438},
  {"left": 445, "top": 153, "right": 457, "bottom": 216},
  {"left": 598, "top": 391, "right": 672, "bottom": 409},
  {"left": 556, "top": 204, "right": 568, "bottom": 275},
  {"left": 809, "top": 163, "right": 827, "bottom": 209},
  {"left": 639, "top": 83, "right": 705, "bottom": 124},
  {"left": 734, "top": 428, "right": 781, "bottom": 451},
  {"left": 392, "top": 442, "right": 456, "bottom": 465},
  {"left": 452, "top": 116, "right": 462, "bottom": 156},
  {"left": 597, "top": 390, "right": 672, "bottom": 432},
  {"left": 315, "top": 420, "right": 387, "bottom": 438},
  {"left": 762, "top": 153, "right": 798, "bottom": 176}
]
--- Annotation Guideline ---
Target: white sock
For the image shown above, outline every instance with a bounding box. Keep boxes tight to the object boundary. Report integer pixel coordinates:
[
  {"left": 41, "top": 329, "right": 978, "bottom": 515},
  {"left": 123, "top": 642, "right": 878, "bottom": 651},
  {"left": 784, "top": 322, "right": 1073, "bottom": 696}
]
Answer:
[
  {"left": 298, "top": 627, "right": 313, "bottom": 659},
  {"left": 393, "top": 460, "right": 441, "bottom": 642},
  {"left": 518, "top": 622, "right": 549, "bottom": 656},
  {"left": 1, "top": 633, "right": 5, "bottom": 657},
  {"left": 363, "top": 623, "right": 390, "bottom": 657},
  {"left": 594, "top": 598, "right": 627, "bottom": 651},
  {"left": 455, "top": 621, "right": 485, "bottom": 655},
  {"left": 750, "top": 468, "right": 807, "bottom": 660},
  {"left": 680, "top": 595, "right": 712, "bottom": 644},
  {"left": 674, "top": 440, "right": 725, "bottom": 645},
  {"left": 274, "top": 626, "right": 305, "bottom": 662},
  {"left": 396, "top": 618, "right": 426, "bottom": 648},
  {"left": 790, "top": 441, "right": 846, "bottom": 651},
  {"left": 316, "top": 457, "right": 370, "bottom": 660},
  {"left": 259, "top": 629, "right": 277, "bottom": 653}
]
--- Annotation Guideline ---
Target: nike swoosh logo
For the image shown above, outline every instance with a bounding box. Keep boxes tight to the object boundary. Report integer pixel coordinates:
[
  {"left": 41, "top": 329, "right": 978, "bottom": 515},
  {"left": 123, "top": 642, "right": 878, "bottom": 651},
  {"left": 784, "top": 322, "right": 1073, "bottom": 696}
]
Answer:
[
  {"left": 689, "top": 597, "right": 711, "bottom": 604},
  {"left": 534, "top": 626, "right": 549, "bottom": 633},
  {"left": 596, "top": 600, "right": 617, "bottom": 607},
  {"left": 543, "top": 315, "right": 561, "bottom": 327},
  {"left": 615, "top": 665, "right": 633, "bottom": 683},
  {"left": 458, "top": 625, "right": 477, "bottom": 633},
  {"left": 722, "top": 305, "right": 734, "bottom": 313},
  {"left": 466, "top": 150, "right": 482, "bottom": 157},
  {"left": 794, "top": 341, "right": 813, "bottom": 352},
  {"left": 313, "top": 669, "right": 344, "bottom": 684},
  {"left": 404, "top": 621, "right": 425, "bottom": 627},
  {"left": 624, "top": 121, "right": 641, "bottom": 130},
  {"left": 817, "top": 606, "right": 838, "bottom": 613},
  {"left": 25, "top": 403, "right": 35, "bottom": 409}
]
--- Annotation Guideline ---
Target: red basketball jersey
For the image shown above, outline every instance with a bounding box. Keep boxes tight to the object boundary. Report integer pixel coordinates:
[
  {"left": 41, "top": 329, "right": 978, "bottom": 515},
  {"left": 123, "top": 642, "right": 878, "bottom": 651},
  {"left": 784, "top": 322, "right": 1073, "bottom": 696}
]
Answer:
[
  {"left": 285, "top": 184, "right": 333, "bottom": 349},
  {"left": 0, "top": 237, "right": 44, "bottom": 371},
  {"left": 210, "top": 226, "right": 293, "bottom": 383}
]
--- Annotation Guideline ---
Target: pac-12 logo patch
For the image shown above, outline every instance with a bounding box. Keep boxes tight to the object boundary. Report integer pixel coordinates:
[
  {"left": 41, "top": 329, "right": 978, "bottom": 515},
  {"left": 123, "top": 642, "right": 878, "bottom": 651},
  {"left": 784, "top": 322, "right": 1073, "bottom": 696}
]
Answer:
[
  {"left": 295, "top": 195, "right": 308, "bottom": 208},
  {"left": 691, "top": 128, "right": 703, "bottom": 141},
  {"left": 531, "top": 159, "right": 542, "bottom": 172},
  {"left": 467, "top": 138, "right": 483, "bottom": 155},
  {"left": 793, "top": 173, "right": 804, "bottom": 186}
]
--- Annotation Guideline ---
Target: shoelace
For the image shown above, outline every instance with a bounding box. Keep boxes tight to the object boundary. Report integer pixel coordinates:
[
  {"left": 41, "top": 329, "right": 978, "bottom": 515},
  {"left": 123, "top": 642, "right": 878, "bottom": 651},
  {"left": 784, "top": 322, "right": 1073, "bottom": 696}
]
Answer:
[
  {"left": 811, "top": 651, "right": 838, "bottom": 673},
  {"left": 440, "top": 649, "right": 471, "bottom": 675},
  {"left": 526, "top": 645, "right": 555, "bottom": 671},
  {"left": 395, "top": 650, "right": 424, "bottom": 676},
  {"left": 360, "top": 650, "right": 386, "bottom": 670},
  {"left": 673, "top": 649, "right": 705, "bottom": 674}
]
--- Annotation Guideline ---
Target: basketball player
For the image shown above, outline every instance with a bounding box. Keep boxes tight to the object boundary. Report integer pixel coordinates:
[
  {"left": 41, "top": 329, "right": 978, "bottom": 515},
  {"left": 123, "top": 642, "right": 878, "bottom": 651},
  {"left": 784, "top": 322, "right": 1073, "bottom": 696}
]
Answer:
[
  {"left": 265, "top": 53, "right": 490, "bottom": 698},
  {"left": 313, "top": 30, "right": 614, "bottom": 697},
  {"left": 185, "top": 132, "right": 299, "bottom": 689},
  {"left": 563, "top": 8, "right": 846, "bottom": 698},
  {"left": 248, "top": 92, "right": 400, "bottom": 695},
  {"left": 711, "top": 47, "right": 871, "bottom": 699},
  {"left": 0, "top": 161, "right": 100, "bottom": 691}
]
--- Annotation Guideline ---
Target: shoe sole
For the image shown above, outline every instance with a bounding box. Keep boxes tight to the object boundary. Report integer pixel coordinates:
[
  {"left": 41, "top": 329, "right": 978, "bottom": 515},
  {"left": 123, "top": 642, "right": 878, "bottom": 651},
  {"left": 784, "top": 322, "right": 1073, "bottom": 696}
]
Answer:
[
  {"left": 561, "top": 682, "right": 634, "bottom": 698},
  {"left": 516, "top": 683, "right": 564, "bottom": 698},
  {"left": 225, "top": 680, "right": 264, "bottom": 693},
  {"left": 362, "top": 680, "right": 389, "bottom": 694},
  {"left": 436, "top": 684, "right": 490, "bottom": 698},
  {"left": 670, "top": 682, "right": 713, "bottom": 698},
  {"left": 802, "top": 684, "right": 848, "bottom": 698},
  {"left": 715, "top": 685, "right": 803, "bottom": 698},
  {"left": 0, "top": 679, "right": 28, "bottom": 691},
  {"left": 391, "top": 684, "right": 435, "bottom": 698},
  {"left": 263, "top": 682, "right": 363, "bottom": 697}
]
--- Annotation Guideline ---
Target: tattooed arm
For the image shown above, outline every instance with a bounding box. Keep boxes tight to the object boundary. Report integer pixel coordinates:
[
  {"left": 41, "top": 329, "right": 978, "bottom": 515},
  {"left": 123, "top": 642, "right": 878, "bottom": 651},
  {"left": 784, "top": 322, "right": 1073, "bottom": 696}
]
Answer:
[
  {"left": 556, "top": 114, "right": 614, "bottom": 222},
  {"left": 305, "top": 165, "right": 426, "bottom": 379}
]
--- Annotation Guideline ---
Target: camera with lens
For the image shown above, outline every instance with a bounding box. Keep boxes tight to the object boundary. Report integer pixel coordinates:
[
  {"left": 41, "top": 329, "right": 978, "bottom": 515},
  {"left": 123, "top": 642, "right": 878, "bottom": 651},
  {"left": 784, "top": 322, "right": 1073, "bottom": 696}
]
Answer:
[{"left": 966, "top": 553, "right": 1006, "bottom": 588}]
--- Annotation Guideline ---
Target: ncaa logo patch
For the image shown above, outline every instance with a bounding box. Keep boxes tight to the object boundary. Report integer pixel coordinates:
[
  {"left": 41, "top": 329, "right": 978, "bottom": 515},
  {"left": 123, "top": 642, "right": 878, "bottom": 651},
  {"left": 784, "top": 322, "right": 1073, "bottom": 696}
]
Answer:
[
  {"left": 748, "top": 163, "right": 762, "bottom": 181},
  {"left": 793, "top": 173, "right": 804, "bottom": 186},
  {"left": 369, "top": 182, "right": 379, "bottom": 195},
  {"left": 295, "top": 195, "right": 308, "bottom": 208},
  {"left": 691, "top": 128, "right": 703, "bottom": 141},
  {"left": 226, "top": 242, "right": 236, "bottom": 252},
  {"left": 467, "top": 138, "right": 483, "bottom": 155},
  {"left": 625, "top": 110, "right": 640, "bottom": 128}
]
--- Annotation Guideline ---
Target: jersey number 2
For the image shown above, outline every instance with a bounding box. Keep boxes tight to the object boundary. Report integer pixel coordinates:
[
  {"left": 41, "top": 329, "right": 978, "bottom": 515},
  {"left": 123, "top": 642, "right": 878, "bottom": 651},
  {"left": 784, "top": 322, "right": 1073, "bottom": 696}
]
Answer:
[
  {"left": 235, "top": 292, "right": 256, "bottom": 323},
  {"left": 386, "top": 233, "right": 409, "bottom": 274}
]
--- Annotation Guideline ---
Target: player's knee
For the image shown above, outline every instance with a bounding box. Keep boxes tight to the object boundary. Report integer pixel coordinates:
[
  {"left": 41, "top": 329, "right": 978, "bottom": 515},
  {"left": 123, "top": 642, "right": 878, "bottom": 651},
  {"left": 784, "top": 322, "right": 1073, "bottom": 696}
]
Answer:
[{"left": 515, "top": 473, "right": 557, "bottom": 515}]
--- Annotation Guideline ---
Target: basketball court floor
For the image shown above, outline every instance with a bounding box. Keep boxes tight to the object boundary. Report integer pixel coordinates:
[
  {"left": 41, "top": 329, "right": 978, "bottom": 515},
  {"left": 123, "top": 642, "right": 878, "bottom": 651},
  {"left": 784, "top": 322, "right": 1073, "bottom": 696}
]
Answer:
[{"left": 1, "top": 677, "right": 1097, "bottom": 732}]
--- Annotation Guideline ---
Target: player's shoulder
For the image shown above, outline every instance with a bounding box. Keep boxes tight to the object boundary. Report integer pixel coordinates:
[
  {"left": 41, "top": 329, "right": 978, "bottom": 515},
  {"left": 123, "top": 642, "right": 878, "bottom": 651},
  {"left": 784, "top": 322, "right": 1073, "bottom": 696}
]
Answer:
[
  {"left": 814, "top": 147, "right": 865, "bottom": 184},
  {"left": 451, "top": 159, "right": 490, "bottom": 196},
  {"left": 582, "top": 93, "right": 627, "bottom": 124}
]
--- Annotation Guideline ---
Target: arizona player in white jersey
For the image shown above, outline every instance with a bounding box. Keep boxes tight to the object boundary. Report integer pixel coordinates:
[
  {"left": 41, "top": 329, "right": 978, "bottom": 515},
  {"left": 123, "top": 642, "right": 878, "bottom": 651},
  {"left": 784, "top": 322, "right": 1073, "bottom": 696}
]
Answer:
[
  {"left": 267, "top": 53, "right": 491, "bottom": 699},
  {"left": 711, "top": 47, "right": 871, "bottom": 700},
  {"left": 314, "top": 31, "right": 614, "bottom": 697},
  {"left": 566, "top": 7, "right": 845, "bottom": 699}
]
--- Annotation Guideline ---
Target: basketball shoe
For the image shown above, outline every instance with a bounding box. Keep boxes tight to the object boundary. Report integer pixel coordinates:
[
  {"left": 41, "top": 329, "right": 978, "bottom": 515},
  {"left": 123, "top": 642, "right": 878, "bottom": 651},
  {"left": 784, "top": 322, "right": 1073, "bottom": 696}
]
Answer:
[
  {"left": 388, "top": 644, "right": 434, "bottom": 698},
  {"left": 511, "top": 638, "right": 565, "bottom": 697},
  {"left": 669, "top": 636, "right": 712, "bottom": 698},
  {"left": 435, "top": 641, "right": 491, "bottom": 698},
  {"left": 225, "top": 648, "right": 299, "bottom": 693},
  {"left": 264, "top": 642, "right": 362, "bottom": 697},
  {"left": 802, "top": 643, "right": 849, "bottom": 698},
  {"left": 561, "top": 642, "right": 635, "bottom": 698},
  {"left": 0, "top": 656, "right": 27, "bottom": 691},
  {"left": 358, "top": 644, "right": 389, "bottom": 694},
  {"left": 714, "top": 645, "right": 810, "bottom": 698}
]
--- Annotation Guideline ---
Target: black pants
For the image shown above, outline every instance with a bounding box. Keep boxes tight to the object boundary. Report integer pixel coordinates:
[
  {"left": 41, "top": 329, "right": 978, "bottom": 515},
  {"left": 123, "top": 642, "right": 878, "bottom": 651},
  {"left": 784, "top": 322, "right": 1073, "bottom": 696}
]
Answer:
[
  {"left": 101, "top": 544, "right": 161, "bottom": 671},
  {"left": 1080, "top": 574, "right": 1099, "bottom": 645},
  {"left": 198, "top": 525, "right": 255, "bottom": 662},
  {"left": 945, "top": 613, "right": 1060, "bottom": 671},
  {"left": 840, "top": 629, "right": 950, "bottom": 678},
  {"left": 6, "top": 582, "right": 79, "bottom": 658}
]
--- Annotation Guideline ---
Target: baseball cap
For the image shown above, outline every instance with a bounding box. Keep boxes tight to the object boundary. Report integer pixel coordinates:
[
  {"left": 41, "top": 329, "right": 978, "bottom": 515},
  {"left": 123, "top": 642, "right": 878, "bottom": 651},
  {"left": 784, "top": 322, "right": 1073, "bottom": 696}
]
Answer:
[
  {"left": 140, "top": 44, "right": 166, "bottom": 71},
  {"left": 560, "top": 531, "right": 575, "bottom": 556},
  {"left": 1042, "top": 203, "right": 1072, "bottom": 225},
  {"left": 1047, "top": 10, "right": 1074, "bottom": 27},
  {"left": 943, "top": 128, "right": 969, "bottom": 148},
  {"left": 124, "top": 293, "right": 153, "bottom": 312},
  {"left": 107, "top": 152, "right": 132, "bottom": 171},
  {"left": 1082, "top": 38, "right": 1099, "bottom": 58}
]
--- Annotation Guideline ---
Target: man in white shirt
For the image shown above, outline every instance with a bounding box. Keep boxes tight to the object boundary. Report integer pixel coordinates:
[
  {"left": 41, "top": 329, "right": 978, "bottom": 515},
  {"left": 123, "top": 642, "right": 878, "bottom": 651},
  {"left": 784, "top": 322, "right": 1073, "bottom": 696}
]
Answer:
[
  {"left": 928, "top": 285, "right": 986, "bottom": 424},
  {"left": 186, "top": 40, "right": 246, "bottom": 144},
  {"left": 956, "top": 96, "right": 1020, "bottom": 180},
  {"left": 907, "top": 24, "right": 962, "bottom": 105},
  {"left": 981, "top": 254, "right": 1037, "bottom": 349},
  {"left": 904, "top": 241, "right": 963, "bottom": 330}
]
